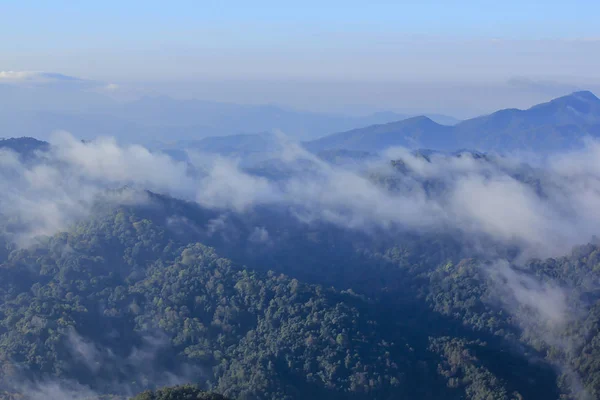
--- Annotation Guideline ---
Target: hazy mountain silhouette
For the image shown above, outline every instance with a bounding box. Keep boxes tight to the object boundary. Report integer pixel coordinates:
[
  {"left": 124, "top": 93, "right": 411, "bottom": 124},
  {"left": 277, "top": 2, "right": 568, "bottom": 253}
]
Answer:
[
  {"left": 0, "top": 80, "right": 458, "bottom": 144},
  {"left": 0, "top": 137, "right": 49, "bottom": 160},
  {"left": 305, "top": 116, "right": 454, "bottom": 152},
  {"left": 306, "top": 91, "right": 600, "bottom": 152}
]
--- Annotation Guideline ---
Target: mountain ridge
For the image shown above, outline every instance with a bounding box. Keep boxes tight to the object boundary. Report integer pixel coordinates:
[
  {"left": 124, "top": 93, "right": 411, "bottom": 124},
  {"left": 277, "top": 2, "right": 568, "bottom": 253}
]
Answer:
[
  {"left": 0, "top": 81, "right": 458, "bottom": 143},
  {"left": 306, "top": 91, "right": 600, "bottom": 153}
]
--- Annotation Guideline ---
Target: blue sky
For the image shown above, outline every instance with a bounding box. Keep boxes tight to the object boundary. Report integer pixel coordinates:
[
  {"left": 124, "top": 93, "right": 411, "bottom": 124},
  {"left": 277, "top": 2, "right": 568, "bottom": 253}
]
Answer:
[
  {"left": 3, "top": 1, "right": 599, "bottom": 44},
  {"left": 1, "top": 1, "right": 599, "bottom": 115}
]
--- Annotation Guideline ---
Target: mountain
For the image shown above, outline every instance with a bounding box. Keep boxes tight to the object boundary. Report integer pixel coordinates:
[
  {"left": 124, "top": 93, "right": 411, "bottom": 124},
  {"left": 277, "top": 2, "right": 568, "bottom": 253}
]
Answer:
[
  {"left": 0, "top": 137, "right": 49, "bottom": 160},
  {"left": 306, "top": 91, "right": 600, "bottom": 153},
  {"left": 2, "top": 144, "right": 600, "bottom": 398},
  {"left": 367, "top": 111, "right": 460, "bottom": 126},
  {"left": 0, "top": 197, "right": 471, "bottom": 400},
  {"left": 0, "top": 189, "right": 566, "bottom": 400},
  {"left": 0, "top": 81, "right": 458, "bottom": 144},
  {"left": 453, "top": 90, "right": 600, "bottom": 151},
  {"left": 304, "top": 116, "right": 454, "bottom": 153},
  {"left": 0, "top": 137, "right": 48, "bottom": 153},
  {"left": 116, "top": 96, "right": 458, "bottom": 143}
]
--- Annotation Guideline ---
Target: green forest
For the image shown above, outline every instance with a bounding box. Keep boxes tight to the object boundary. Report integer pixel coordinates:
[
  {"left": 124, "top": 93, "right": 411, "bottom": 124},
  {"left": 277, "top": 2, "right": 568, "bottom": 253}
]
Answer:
[
  {"left": 0, "top": 188, "right": 598, "bottom": 400},
  {"left": 1, "top": 135, "right": 600, "bottom": 399}
]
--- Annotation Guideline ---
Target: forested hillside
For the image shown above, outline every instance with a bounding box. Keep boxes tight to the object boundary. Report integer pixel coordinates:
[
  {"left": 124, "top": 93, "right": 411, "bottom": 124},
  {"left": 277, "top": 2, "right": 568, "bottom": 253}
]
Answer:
[
  {"left": 0, "top": 188, "right": 597, "bottom": 399},
  {"left": 0, "top": 135, "right": 599, "bottom": 399},
  {"left": 0, "top": 202, "right": 451, "bottom": 399}
]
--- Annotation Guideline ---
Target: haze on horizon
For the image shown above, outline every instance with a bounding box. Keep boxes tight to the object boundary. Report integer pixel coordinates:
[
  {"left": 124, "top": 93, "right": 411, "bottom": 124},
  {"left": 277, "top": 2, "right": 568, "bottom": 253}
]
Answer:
[{"left": 2, "top": 0, "right": 600, "bottom": 118}]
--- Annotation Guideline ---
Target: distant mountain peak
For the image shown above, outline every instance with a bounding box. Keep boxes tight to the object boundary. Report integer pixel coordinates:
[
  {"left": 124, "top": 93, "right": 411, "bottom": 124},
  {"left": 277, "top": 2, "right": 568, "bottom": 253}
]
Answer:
[
  {"left": 377, "top": 116, "right": 438, "bottom": 129},
  {"left": 547, "top": 90, "right": 600, "bottom": 105},
  {"left": 407, "top": 115, "right": 434, "bottom": 123},
  {"left": 0, "top": 137, "right": 50, "bottom": 159},
  {"left": 0, "top": 136, "right": 48, "bottom": 147},
  {"left": 570, "top": 90, "right": 599, "bottom": 102},
  {"left": 525, "top": 90, "right": 600, "bottom": 115}
]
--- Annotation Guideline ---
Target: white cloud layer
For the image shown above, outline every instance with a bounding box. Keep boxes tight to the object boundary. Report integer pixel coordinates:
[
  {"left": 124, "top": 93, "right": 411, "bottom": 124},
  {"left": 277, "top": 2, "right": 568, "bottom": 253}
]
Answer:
[
  {"left": 3, "top": 131, "right": 600, "bottom": 259},
  {"left": 0, "top": 71, "right": 40, "bottom": 81}
]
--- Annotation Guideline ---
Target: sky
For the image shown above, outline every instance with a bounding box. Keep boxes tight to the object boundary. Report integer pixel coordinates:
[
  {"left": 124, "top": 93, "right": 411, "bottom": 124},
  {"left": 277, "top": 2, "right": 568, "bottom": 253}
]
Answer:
[{"left": 2, "top": 1, "right": 600, "bottom": 116}]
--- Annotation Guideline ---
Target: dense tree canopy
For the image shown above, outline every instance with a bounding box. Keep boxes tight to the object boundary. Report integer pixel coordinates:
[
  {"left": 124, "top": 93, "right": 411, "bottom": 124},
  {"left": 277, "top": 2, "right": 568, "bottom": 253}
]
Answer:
[
  {"left": 0, "top": 190, "right": 597, "bottom": 399},
  {"left": 131, "top": 385, "right": 228, "bottom": 400}
]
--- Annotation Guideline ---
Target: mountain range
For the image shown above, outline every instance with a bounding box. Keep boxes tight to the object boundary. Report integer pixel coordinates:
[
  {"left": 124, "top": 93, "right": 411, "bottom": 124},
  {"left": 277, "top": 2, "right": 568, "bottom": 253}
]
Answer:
[
  {"left": 305, "top": 91, "right": 600, "bottom": 153},
  {"left": 0, "top": 80, "right": 458, "bottom": 144}
]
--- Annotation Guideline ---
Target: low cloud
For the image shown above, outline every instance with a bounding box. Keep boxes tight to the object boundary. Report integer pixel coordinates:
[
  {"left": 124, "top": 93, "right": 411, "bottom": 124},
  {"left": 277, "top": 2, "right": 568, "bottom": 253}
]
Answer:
[
  {"left": 487, "top": 261, "right": 571, "bottom": 329},
  {"left": 3, "top": 131, "right": 600, "bottom": 259},
  {"left": 485, "top": 260, "right": 593, "bottom": 399},
  {"left": 0, "top": 71, "right": 40, "bottom": 81},
  {"left": 5, "top": 328, "right": 203, "bottom": 399},
  {"left": 249, "top": 226, "right": 270, "bottom": 244},
  {"left": 12, "top": 380, "right": 100, "bottom": 400}
]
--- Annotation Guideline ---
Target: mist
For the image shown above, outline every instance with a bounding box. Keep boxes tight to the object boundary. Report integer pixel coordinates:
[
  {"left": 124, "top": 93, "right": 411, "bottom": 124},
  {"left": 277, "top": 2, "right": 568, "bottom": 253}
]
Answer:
[{"left": 3, "top": 131, "right": 600, "bottom": 259}]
